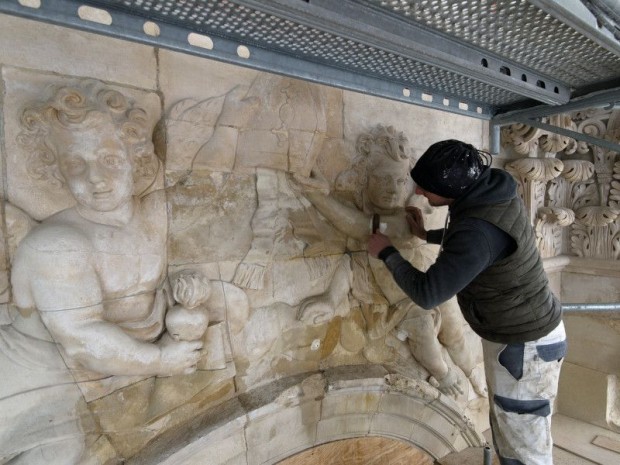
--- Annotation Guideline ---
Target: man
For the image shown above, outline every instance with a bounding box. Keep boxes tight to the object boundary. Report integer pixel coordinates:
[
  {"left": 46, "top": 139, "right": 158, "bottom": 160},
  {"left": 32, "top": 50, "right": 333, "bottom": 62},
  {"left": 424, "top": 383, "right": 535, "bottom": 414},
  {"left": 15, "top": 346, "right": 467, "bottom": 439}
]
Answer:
[{"left": 368, "top": 139, "right": 566, "bottom": 465}]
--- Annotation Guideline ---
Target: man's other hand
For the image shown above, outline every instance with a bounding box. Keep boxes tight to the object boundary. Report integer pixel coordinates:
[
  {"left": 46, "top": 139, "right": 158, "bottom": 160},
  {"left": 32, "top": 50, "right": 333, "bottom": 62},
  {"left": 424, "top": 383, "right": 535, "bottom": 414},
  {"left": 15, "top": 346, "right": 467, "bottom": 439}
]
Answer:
[{"left": 367, "top": 232, "right": 393, "bottom": 258}]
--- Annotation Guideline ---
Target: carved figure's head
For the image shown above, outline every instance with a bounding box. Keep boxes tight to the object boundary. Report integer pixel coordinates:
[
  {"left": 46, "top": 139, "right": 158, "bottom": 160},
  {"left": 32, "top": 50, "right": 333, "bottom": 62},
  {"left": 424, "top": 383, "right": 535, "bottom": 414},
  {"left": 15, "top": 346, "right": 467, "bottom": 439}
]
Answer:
[
  {"left": 18, "top": 82, "right": 157, "bottom": 212},
  {"left": 354, "top": 125, "right": 414, "bottom": 212}
]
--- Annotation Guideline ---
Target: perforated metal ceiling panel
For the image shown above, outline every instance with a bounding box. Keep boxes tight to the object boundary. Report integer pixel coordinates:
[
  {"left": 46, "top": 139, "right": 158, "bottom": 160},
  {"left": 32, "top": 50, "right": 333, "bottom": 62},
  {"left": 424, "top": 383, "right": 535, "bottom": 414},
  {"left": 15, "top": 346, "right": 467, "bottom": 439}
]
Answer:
[
  {"left": 1, "top": 0, "right": 620, "bottom": 121},
  {"left": 363, "top": 0, "right": 620, "bottom": 89},
  {"left": 111, "top": 0, "right": 527, "bottom": 107}
]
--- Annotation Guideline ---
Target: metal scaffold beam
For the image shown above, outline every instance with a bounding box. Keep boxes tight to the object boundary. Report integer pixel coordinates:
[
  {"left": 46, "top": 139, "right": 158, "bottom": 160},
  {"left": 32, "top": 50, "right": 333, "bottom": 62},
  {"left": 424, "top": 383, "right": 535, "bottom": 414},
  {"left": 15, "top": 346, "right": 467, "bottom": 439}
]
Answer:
[
  {"left": 490, "top": 86, "right": 620, "bottom": 154},
  {"left": 234, "top": 0, "right": 571, "bottom": 106}
]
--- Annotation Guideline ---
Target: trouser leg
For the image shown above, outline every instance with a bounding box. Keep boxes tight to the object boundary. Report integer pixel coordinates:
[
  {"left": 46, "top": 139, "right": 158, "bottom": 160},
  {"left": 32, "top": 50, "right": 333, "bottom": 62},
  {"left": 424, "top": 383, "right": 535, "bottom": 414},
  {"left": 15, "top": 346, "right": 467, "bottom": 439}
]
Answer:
[{"left": 483, "top": 322, "right": 566, "bottom": 465}]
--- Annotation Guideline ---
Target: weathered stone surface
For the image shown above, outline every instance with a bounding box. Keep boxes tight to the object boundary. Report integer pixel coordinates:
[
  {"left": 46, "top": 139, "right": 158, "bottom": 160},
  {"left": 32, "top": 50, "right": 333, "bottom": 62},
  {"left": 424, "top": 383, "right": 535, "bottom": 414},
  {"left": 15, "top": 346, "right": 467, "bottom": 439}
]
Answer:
[
  {"left": 0, "top": 15, "right": 156, "bottom": 89},
  {"left": 0, "top": 12, "right": 517, "bottom": 465}
]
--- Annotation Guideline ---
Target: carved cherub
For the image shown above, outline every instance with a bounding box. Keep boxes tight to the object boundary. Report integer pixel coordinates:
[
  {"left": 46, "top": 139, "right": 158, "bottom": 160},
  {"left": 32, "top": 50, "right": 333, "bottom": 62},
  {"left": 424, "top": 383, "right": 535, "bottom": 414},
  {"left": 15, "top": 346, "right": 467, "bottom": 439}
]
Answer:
[
  {"left": 1, "top": 82, "right": 201, "bottom": 463},
  {"left": 11, "top": 83, "right": 202, "bottom": 377}
]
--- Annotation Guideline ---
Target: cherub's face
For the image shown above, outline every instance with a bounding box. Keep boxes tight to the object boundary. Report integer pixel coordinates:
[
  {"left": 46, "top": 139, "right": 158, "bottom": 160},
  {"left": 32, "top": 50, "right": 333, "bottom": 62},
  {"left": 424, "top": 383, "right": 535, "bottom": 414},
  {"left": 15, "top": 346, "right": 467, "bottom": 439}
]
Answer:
[
  {"left": 51, "top": 122, "right": 134, "bottom": 212},
  {"left": 365, "top": 150, "right": 410, "bottom": 211}
]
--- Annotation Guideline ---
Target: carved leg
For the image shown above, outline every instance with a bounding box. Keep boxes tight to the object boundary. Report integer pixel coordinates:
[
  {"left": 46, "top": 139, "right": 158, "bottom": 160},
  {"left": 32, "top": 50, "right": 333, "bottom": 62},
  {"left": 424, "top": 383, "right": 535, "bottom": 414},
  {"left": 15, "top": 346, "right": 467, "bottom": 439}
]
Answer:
[
  {"left": 399, "top": 310, "right": 462, "bottom": 396},
  {"left": 437, "top": 302, "right": 487, "bottom": 397}
]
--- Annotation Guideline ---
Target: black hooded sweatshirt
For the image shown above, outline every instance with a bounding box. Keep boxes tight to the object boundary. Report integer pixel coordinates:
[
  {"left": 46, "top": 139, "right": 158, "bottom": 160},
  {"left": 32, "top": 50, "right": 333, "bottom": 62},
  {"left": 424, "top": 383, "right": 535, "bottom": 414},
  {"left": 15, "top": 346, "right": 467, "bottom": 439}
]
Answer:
[{"left": 379, "top": 167, "right": 561, "bottom": 343}]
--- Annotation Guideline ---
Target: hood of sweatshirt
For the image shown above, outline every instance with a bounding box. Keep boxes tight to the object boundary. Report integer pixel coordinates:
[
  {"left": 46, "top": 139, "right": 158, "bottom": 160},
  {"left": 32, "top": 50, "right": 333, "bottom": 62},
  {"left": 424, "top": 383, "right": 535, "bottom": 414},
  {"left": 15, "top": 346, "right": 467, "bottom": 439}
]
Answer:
[{"left": 449, "top": 167, "right": 517, "bottom": 215}]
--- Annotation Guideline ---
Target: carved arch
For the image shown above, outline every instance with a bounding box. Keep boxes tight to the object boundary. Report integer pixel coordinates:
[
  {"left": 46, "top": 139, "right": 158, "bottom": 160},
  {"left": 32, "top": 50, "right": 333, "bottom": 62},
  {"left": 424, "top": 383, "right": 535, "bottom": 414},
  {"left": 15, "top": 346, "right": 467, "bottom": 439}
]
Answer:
[{"left": 129, "top": 370, "right": 484, "bottom": 465}]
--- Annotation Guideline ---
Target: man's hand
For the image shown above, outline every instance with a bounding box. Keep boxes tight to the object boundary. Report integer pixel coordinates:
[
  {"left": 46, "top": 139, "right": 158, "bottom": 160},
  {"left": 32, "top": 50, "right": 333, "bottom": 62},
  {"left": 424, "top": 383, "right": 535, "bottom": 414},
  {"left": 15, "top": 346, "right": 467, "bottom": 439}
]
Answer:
[
  {"left": 405, "top": 206, "right": 427, "bottom": 240},
  {"left": 367, "top": 232, "right": 393, "bottom": 258}
]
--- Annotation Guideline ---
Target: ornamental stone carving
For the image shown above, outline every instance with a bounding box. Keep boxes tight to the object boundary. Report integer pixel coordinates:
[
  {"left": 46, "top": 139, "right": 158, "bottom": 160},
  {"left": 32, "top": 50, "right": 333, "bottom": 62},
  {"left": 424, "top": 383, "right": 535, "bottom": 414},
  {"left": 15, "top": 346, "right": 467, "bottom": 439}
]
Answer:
[
  {"left": 501, "top": 122, "right": 541, "bottom": 156},
  {"left": 505, "top": 157, "right": 564, "bottom": 224},
  {"left": 502, "top": 108, "right": 619, "bottom": 261},
  {"left": 1, "top": 79, "right": 238, "bottom": 464},
  {"left": 535, "top": 207, "right": 576, "bottom": 258},
  {"left": 0, "top": 64, "right": 488, "bottom": 464}
]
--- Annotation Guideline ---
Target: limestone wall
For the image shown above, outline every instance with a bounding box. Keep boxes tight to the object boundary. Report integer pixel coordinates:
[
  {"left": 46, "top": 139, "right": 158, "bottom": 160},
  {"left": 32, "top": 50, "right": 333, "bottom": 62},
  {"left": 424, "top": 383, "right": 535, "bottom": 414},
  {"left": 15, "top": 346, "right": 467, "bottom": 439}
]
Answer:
[
  {"left": 2, "top": 10, "right": 618, "bottom": 465},
  {"left": 0, "top": 13, "right": 489, "bottom": 465}
]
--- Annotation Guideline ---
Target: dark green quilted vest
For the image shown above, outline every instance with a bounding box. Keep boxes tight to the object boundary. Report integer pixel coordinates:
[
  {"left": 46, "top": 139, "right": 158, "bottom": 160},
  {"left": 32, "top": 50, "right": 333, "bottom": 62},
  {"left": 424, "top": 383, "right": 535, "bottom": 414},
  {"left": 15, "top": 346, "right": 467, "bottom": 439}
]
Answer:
[{"left": 453, "top": 196, "right": 562, "bottom": 343}]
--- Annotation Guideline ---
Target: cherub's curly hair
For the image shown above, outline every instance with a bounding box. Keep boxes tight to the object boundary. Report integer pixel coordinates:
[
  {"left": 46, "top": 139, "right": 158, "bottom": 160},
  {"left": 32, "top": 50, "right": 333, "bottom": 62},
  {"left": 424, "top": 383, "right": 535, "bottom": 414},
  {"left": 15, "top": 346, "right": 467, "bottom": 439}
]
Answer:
[
  {"left": 17, "top": 81, "right": 157, "bottom": 188},
  {"left": 336, "top": 125, "right": 414, "bottom": 208}
]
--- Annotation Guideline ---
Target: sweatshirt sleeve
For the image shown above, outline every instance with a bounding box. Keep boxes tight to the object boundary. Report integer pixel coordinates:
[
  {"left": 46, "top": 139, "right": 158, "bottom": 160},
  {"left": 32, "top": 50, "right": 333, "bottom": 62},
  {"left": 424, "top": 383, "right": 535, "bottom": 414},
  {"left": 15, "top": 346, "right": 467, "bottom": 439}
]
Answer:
[{"left": 381, "top": 224, "right": 494, "bottom": 309}]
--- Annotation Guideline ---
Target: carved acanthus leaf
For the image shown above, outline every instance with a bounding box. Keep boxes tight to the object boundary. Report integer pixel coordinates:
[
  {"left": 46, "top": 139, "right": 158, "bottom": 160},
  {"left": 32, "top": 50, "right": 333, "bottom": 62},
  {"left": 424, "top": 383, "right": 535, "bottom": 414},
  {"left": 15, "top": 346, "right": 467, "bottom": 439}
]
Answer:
[
  {"left": 571, "top": 181, "right": 599, "bottom": 210},
  {"left": 570, "top": 216, "right": 619, "bottom": 259},
  {"left": 575, "top": 206, "right": 620, "bottom": 226},
  {"left": 506, "top": 158, "right": 563, "bottom": 182},
  {"left": 501, "top": 123, "right": 540, "bottom": 155},
  {"left": 561, "top": 160, "right": 595, "bottom": 183},
  {"left": 611, "top": 161, "right": 620, "bottom": 209},
  {"left": 539, "top": 115, "right": 576, "bottom": 153}
]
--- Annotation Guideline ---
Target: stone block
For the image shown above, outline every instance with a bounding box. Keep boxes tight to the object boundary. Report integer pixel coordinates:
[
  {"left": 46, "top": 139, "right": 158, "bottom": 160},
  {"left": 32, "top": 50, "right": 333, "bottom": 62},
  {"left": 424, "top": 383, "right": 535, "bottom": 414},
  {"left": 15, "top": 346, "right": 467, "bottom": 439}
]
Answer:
[
  {"left": 159, "top": 422, "right": 247, "bottom": 465},
  {"left": 0, "top": 14, "right": 156, "bottom": 89},
  {"left": 369, "top": 411, "right": 415, "bottom": 442},
  {"left": 245, "top": 401, "right": 320, "bottom": 465},
  {"left": 342, "top": 90, "right": 487, "bottom": 158},
  {"left": 316, "top": 413, "right": 373, "bottom": 442},
  {"left": 320, "top": 391, "right": 381, "bottom": 418},
  {"left": 562, "top": 272, "right": 620, "bottom": 304},
  {"left": 557, "top": 362, "right": 610, "bottom": 430},
  {"left": 563, "top": 315, "right": 620, "bottom": 374}
]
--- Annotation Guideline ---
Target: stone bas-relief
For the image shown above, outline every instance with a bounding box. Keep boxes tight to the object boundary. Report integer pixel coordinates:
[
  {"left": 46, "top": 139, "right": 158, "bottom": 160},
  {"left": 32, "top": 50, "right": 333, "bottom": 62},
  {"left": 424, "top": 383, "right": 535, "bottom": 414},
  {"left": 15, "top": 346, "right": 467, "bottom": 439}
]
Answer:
[
  {"left": 164, "top": 76, "right": 349, "bottom": 390},
  {"left": 1, "top": 72, "right": 486, "bottom": 464},
  {"left": 1, "top": 80, "right": 236, "bottom": 464},
  {"left": 164, "top": 74, "right": 486, "bottom": 399},
  {"left": 292, "top": 125, "right": 486, "bottom": 398}
]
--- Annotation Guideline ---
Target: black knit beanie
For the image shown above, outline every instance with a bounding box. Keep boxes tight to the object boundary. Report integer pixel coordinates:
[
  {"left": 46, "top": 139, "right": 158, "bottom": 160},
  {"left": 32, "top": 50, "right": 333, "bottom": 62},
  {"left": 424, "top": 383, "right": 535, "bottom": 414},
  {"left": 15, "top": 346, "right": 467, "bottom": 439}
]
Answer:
[{"left": 410, "top": 139, "right": 487, "bottom": 199}]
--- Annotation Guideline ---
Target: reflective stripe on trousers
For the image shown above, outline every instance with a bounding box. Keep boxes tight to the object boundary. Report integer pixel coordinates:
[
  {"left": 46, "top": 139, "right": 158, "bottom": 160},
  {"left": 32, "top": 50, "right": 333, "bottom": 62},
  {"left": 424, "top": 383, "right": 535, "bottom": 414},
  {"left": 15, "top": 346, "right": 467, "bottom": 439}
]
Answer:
[{"left": 482, "top": 321, "right": 567, "bottom": 465}]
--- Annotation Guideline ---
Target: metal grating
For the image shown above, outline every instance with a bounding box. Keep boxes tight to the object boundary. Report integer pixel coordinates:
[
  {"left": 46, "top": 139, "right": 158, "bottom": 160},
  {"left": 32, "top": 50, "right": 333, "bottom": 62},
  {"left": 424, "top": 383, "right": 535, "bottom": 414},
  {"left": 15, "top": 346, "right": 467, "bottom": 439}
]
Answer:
[
  {"left": 93, "top": 0, "right": 527, "bottom": 107},
  {"left": 1, "top": 0, "right": 620, "bottom": 122},
  {"left": 362, "top": 0, "right": 620, "bottom": 89}
]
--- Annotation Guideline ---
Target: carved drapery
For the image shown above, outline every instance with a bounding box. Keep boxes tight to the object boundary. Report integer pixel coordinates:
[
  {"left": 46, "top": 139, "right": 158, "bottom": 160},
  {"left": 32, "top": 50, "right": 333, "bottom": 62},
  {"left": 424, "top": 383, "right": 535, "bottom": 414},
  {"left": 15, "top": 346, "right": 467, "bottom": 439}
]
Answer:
[{"left": 502, "top": 109, "right": 620, "bottom": 260}]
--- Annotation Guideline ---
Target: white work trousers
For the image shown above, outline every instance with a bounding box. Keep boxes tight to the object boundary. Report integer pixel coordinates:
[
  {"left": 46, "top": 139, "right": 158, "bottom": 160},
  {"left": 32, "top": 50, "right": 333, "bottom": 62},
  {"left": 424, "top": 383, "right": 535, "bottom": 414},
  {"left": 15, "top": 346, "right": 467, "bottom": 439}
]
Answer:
[{"left": 482, "top": 321, "right": 566, "bottom": 465}]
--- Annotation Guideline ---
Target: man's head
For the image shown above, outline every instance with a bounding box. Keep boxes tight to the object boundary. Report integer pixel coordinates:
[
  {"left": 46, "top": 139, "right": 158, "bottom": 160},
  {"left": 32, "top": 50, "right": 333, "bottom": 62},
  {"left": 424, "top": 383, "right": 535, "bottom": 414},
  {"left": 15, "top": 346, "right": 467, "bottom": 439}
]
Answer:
[{"left": 410, "top": 139, "right": 488, "bottom": 206}]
